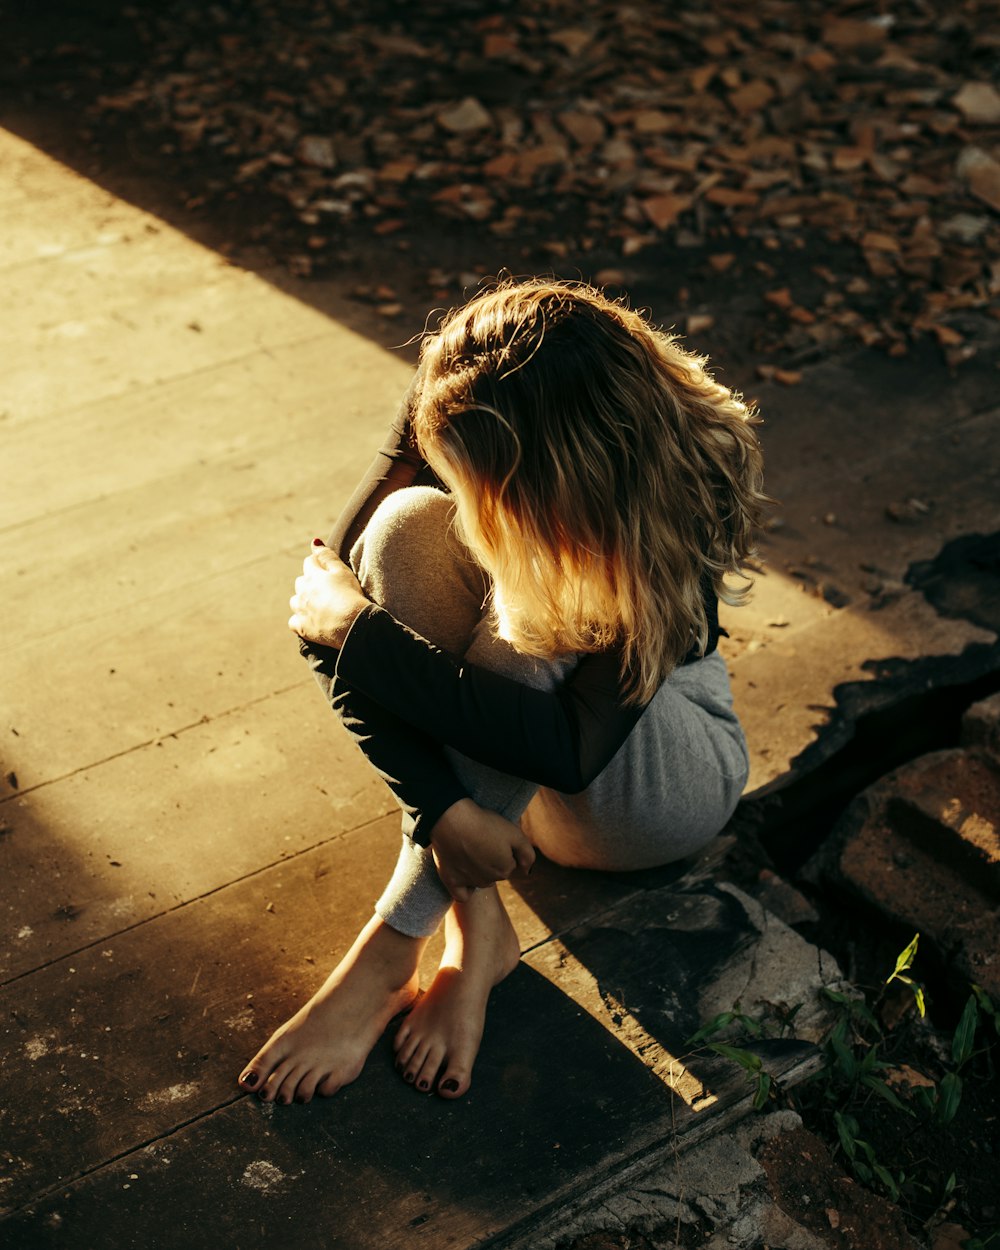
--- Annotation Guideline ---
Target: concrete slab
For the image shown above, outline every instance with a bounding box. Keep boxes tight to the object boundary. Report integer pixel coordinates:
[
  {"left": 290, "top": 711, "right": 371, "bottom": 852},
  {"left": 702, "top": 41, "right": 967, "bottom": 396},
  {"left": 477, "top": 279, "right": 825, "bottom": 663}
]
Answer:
[
  {"left": 3, "top": 857, "right": 824, "bottom": 1244},
  {"left": 1, "top": 112, "right": 996, "bottom": 1250}
]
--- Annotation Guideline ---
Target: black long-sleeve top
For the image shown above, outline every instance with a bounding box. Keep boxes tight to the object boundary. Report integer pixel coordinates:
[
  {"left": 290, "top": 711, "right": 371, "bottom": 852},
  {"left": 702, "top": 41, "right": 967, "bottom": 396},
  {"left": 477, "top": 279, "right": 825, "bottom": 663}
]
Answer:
[{"left": 302, "top": 372, "right": 720, "bottom": 844}]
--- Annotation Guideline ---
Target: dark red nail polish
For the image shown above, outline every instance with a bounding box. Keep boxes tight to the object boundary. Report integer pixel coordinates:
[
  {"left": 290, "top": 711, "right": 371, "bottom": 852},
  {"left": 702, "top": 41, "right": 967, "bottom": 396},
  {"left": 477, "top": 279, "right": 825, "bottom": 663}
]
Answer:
[
  {"left": 242, "top": 1071, "right": 258, "bottom": 1087},
  {"left": 417, "top": 1079, "right": 429, "bottom": 1091},
  {"left": 441, "top": 1078, "right": 459, "bottom": 1092},
  {"left": 312, "top": 537, "right": 324, "bottom": 547},
  {"left": 404, "top": 1071, "right": 415, "bottom": 1083}
]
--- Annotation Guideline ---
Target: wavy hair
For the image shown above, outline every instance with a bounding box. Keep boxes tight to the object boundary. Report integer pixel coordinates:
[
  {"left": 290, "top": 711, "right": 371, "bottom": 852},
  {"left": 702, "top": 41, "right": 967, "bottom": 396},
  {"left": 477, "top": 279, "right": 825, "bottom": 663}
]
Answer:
[{"left": 411, "top": 278, "right": 770, "bottom": 704}]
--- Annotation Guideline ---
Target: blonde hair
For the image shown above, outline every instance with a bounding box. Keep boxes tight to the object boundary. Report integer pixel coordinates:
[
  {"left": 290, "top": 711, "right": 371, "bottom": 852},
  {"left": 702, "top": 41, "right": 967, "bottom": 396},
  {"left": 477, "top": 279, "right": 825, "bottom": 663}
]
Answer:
[{"left": 412, "top": 278, "right": 770, "bottom": 704}]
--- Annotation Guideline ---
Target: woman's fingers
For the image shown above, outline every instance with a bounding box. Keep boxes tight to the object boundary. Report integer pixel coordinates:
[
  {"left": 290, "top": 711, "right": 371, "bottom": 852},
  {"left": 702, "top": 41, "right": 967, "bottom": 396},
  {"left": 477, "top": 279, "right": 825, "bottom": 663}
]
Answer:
[{"left": 512, "top": 837, "right": 535, "bottom": 877}]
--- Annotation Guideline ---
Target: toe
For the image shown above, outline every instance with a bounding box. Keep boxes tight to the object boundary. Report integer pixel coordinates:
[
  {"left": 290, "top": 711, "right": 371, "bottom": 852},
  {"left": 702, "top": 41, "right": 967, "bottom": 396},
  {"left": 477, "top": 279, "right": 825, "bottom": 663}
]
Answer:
[
  {"left": 292, "top": 1065, "right": 327, "bottom": 1105},
  {"left": 238, "top": 1064, "right": 264, "bottom": 1091},
  {"left": 401, "top": 1041, "right": 430, "bottom": 1086},
  {"left": 395, "top": 1031, "right": 420, "bottom": 1070},
  {"left": 316, "top": 1073, "right": 342, "bottom": 1098},
  {"left": 392, "top": 1020, "right": 412, "bottom": 1053},
  {"left": 414, "top": 1045, "right": 446, "bottom": 1093},
  {"left": 257, "top": 1059, "right": 294, "bottom": 1103},
  {"left": 275, "top": 1067, "right": 306, "bottom": 1106},
  {"left": 436, "top": 1067, "right": 471, "bottom": 1098}
]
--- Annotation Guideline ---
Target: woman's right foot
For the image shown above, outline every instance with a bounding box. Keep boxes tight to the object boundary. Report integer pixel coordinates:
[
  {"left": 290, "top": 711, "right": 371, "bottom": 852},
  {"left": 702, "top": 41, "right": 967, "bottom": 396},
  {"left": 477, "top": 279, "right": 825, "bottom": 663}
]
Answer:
[
  {"left": 393, "top": 886, "right": 520, "bottom": 1098},
  {"left": 238, "top": 915, "right": 424, "bottom": 1105}
]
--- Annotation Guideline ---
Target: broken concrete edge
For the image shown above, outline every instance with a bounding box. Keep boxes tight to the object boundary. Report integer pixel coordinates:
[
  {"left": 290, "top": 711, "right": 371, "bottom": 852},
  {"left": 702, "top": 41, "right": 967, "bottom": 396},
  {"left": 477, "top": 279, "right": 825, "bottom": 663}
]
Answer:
[
  {"left": 491, "top": 1102, "right": 819, "bottom": 1250},
  {"left": 800, "top": 693, "right": 1000, "bottom": 998},
  {"left": 961, "top": 688, "right": 1000, "bottom": 756},
  {"left": 706, "top": 885, "right": 849, "bottom": 1041},
  {"left": 500, "top": 1107, "right": 924, "bottom": 1250},
  {"left": 741, "top": 635, "right": 1000, "bottom": 811},
  {"left": 489, "top": 882, "right": 852, "bottom": 1249}
]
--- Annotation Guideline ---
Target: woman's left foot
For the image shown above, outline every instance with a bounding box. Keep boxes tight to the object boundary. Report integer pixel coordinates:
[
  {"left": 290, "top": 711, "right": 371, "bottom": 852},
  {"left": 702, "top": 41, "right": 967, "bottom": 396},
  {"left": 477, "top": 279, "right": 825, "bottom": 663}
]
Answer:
[{"left": 393, "top": 885, "right": 520, "bottom": 1098}]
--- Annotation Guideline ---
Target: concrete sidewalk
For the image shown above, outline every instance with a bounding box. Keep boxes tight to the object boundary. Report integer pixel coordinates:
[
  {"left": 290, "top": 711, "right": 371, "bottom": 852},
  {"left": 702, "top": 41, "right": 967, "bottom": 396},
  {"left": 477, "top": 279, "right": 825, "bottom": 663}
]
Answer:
[{"left": 1, "top": 126, "right": 998, "bottom": 1248}]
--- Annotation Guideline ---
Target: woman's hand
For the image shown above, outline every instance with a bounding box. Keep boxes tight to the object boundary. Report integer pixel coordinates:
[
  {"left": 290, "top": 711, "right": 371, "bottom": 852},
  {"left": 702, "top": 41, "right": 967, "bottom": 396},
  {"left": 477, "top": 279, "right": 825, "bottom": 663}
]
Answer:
[
  {"left": 288, "top": 540, "right": 370, "bottom": 649},
  {"left": 430, "top": 798, "right": 536, "bottom": 902}
]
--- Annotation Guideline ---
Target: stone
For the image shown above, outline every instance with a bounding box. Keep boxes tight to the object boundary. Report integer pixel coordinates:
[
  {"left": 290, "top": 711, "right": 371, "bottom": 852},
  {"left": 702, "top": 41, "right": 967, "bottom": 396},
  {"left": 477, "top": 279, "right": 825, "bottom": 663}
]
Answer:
[
  {"left": 749, "top": 869, "right": 820, "bottom": 927},
  {"left": 295, "top": 135, "right": 336, "bottom": 170},
  {"left": 956, "top": 146, "right": 1000, "bottom": 213},
  {"left": 436, "top": 97, "right": 492, "bottom": 134},
  {"left": 804, "top": 745, "right": 1000, "bottom": 996},
  {"left": 962, "top": 691, "right": 1000, "bottom": 758},
  {"left": 953, "top": 81, "right": 1000, "bottom": 125}
]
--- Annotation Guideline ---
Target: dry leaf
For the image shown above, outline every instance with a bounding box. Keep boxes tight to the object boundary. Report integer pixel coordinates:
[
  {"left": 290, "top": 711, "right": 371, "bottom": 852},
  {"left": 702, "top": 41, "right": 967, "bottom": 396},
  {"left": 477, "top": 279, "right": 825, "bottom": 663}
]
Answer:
[
  {"left": 705, "top": 186, "right": 759, "bottom": 207},
  {"left": 764, "top": 287, "right": 795, "bottom": 309},
  {"left": 640, "top": 193, "right": 691, "bottom": 230},
  {"left": 708, "top": 253, "right": 736, "bottom": 272},
  {"left": 689, "top": 65, "right": 715, "bottom": 93},
  {"left": 804, "top": 49, "right": 836, "bottom": 73},
  {"left": 884, "top": 1064, "right": 935, "bottom": 1091},
  {"left": 482, "top": 33, "right": 518, "bottom": 58},
  {"left": 632, "top": 109, "right": 675, "bottom": 134},
  {"left": 728, "top": 81, "right": 775, "bottom": 115},
  {"left": 822, "top": 18, "right": 888, "bottom": 49},
  {"left": 860, "top": 231, "right": 901, "bottom": 253},
  {"left": 550, "top": 28, "right": 592, "bottom": 57},
  {"left": 558, "top": 111, "right": 605, "bottom": 147}
]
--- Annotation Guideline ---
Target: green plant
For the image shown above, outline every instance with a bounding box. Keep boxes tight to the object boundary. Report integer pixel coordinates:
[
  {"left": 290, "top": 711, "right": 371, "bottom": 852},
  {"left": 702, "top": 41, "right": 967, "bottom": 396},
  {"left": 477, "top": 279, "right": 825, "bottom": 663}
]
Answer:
[
  {"left": 686, "top": 933, "right": 1000, "bottom": 1224},
  {"left": 885, "top": 932, "right": 925, "bottom": 1017},
  {"left": 685, "top": 1004, "right": 774, "bottom": 1110}
]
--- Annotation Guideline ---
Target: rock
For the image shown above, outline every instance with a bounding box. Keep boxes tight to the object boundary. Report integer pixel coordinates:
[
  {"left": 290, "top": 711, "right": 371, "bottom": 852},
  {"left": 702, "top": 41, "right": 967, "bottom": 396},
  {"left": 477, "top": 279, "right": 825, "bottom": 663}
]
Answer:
[
  {"left": 962, "top": 691, "right": 1000, "bottom": 756},
  {"left": 932, "top": 1224, "right": 975, "bottom": 1250},
  {"left": 686, "top": 313, "right": 715, "bottom": 335},
  {"left": 938, "top": 213, "right": 990, "bottom": 244},
  {"left": 436, "top": 97, "right": 492, "bottom": 135},
  {"left": 295, "top": 135, "right": 336, "bottom": 170},
  {"left": 748, "top": 869, "right": 819, "bottom": 926},
  {"left": 953, "top": 81, "right": 1000, "bottom": 125},
  {"left": 804, "top": 744, "right": 1000, "bottom": 996},
  {"left": 956, "top": 146, "right": 1000, "bottom": 214}
]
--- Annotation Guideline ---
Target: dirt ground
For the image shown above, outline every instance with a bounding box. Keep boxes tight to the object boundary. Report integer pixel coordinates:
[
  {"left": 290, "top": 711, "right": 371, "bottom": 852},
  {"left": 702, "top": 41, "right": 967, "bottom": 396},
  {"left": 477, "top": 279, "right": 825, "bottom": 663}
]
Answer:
[{"left": 2, "top": 1, "right": 999, "bottom": 1246}]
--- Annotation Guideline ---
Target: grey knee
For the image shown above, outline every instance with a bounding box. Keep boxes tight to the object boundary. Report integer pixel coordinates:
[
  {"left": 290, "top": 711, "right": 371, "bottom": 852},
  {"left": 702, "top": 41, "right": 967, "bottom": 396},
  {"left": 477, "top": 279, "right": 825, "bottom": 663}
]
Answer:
[{"left": 352, "top": 486, "right": 487, "bottom": 654}]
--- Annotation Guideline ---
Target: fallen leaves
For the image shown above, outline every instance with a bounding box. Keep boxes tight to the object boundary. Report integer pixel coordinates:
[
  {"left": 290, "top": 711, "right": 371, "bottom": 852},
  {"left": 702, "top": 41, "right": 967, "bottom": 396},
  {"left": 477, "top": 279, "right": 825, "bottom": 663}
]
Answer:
[{"left": 33, "top": 0, "right": 995, "bottom": 366}]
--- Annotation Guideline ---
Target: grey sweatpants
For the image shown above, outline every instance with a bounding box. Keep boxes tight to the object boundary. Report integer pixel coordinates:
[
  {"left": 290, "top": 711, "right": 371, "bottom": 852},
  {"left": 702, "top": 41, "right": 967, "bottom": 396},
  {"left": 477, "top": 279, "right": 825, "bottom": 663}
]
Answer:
[{"left": 348, "top": 486, "right": 749, "bottom": 938}]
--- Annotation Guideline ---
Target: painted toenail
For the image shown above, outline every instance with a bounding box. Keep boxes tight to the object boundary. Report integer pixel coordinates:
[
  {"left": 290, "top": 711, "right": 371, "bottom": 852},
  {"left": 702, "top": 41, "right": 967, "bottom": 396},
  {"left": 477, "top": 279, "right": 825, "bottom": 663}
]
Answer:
[
  {"left": 417, "top": 1080, "right": 429, "bottom": 1090},
  {"left": 403, "top": 1072, "right": 415, "bottom": 1083},
  {"left": 440, "top": 1079, "right": 459, "bottom": 1092},
  {"left": 242, "top": 1071, "right": 258, "bottom": 1087}
]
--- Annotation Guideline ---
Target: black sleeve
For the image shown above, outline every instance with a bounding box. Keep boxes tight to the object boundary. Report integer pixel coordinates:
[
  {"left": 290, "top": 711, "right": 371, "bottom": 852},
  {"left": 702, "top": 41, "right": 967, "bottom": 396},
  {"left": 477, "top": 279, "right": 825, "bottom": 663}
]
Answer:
[
  {"left": 327, "top": 368, "right": 440, "bottom": 561},
  {"left": 335, "top": 604, "right": 647, "bottom": 793},
  {"left": 301, "top": 641, "right": 467, "bottom": 845}
]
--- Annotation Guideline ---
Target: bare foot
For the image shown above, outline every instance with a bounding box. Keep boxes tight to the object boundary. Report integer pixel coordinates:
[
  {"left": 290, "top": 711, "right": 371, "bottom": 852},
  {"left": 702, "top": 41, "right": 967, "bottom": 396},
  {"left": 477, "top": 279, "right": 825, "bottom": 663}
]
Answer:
[
  {"left": 238, "top": 915, "right": 424, "bottom": 1105},
  {"left": 393, "top": 885, "right": 520, "bottom": 1098}
]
